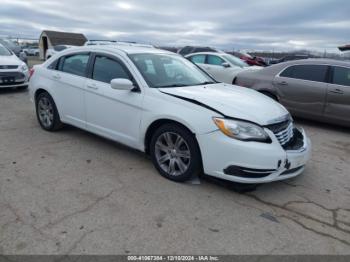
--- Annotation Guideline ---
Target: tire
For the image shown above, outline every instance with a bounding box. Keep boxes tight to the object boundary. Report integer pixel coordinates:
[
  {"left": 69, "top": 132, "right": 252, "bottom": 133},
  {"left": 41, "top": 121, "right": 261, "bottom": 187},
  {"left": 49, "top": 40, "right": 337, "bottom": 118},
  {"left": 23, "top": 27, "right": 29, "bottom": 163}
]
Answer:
[
  {"left": 260, "top": 91, "right": 278, "bottom": 101},
  {"left": 36, "top": 92, "right": 63, "bottom": 131},
  {"left": 150, "top": 123, "right": 202, "bottom": 182}
]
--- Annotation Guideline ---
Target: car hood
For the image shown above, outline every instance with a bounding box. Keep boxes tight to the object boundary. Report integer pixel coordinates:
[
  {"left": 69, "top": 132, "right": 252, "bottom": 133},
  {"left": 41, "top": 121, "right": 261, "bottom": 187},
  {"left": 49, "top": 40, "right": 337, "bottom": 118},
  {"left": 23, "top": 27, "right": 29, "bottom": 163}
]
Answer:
[
  {"left": 0, "top": 54, "right": 22, "bottom": 66},
  {"left": 159, "top": 83, "right": 289, "bottom": 125}
]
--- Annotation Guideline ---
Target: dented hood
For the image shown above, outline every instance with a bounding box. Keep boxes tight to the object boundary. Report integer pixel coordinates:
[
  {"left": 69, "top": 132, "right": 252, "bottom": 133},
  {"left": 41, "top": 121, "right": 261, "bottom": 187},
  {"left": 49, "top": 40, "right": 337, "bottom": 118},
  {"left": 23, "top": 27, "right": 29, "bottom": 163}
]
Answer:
[{"left": 159, "top": 83, "right": 289, "bottom": 125}]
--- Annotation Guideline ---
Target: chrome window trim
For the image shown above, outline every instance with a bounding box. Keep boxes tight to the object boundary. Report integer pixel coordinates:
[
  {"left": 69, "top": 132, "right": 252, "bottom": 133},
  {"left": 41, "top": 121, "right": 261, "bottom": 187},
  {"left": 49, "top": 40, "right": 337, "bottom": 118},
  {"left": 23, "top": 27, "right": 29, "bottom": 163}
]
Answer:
[{"left": 276, "top": 63, "right": 350, "bottom": 84}]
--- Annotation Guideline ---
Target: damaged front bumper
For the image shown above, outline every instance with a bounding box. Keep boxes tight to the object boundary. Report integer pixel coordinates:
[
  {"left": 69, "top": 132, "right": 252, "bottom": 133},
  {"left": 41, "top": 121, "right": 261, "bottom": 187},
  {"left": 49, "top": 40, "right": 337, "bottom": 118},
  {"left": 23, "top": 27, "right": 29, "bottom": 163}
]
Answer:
[{"left": 197, "top": 127, "right": 311, "bottom": 184}]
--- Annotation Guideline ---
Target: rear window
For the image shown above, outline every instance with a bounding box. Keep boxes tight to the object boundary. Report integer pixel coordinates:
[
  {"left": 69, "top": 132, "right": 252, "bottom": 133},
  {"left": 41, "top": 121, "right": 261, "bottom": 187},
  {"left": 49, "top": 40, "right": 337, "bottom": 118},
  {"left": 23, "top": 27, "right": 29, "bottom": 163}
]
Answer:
[
  {"left": 59, "top": 53, "right": 89, "bottom": 77},
  {"left": 280, "top": 64, "right": 328, "bottom": 82},
  {"left": 332, "top": 66, "right": 350, "bottom": 87}
]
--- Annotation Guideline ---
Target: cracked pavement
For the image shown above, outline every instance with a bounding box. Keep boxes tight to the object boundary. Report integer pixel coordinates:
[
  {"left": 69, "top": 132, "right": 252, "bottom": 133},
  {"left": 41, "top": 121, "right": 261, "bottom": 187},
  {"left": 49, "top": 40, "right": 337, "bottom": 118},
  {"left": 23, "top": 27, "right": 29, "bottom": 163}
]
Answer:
[{"left": 0, "top": 88, "right": 349, "bottom": 254}]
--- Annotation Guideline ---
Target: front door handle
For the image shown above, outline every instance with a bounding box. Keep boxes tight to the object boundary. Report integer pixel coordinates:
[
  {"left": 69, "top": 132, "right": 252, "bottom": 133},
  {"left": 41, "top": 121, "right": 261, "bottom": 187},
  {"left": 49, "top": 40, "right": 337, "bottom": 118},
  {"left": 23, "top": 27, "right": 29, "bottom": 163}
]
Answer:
[
  {"left": 87, "top": 84, "right": 98, "bottom": 90},
  {"left": 277, "top": 81, "right": 288, "bottom": 86},
  {"left": 330, "top": 88, "right": 344, "bottom": 95}
]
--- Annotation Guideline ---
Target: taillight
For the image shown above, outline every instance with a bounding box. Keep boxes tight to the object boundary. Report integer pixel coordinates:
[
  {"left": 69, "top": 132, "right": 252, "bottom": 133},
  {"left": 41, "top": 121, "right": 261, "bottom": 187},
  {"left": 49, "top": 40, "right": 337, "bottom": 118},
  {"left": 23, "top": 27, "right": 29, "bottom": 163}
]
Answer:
[{"left": 29, "top": 68, "right": 35, "bottom": 80}]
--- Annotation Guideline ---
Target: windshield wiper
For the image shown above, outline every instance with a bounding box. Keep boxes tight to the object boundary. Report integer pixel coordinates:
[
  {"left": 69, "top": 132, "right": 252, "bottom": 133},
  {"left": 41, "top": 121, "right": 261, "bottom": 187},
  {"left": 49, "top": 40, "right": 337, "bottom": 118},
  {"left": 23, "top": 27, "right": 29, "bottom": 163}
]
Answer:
[{"left": 156, "top": 84, "right": 189, "bottom": 88}]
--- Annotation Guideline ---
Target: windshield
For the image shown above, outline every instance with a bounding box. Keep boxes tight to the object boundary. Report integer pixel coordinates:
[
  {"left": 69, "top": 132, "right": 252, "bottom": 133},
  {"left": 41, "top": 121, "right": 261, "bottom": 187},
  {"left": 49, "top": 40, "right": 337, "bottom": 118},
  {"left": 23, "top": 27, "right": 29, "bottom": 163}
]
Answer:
[
  {"left": 223, "top": 54, "right": 249, "bottom": 68},
  {"left": 129, "top": 53, "right": 216, "bottom": 88},
  {"left": 0, "top": 45, "right": 11, "bottom": 56}
]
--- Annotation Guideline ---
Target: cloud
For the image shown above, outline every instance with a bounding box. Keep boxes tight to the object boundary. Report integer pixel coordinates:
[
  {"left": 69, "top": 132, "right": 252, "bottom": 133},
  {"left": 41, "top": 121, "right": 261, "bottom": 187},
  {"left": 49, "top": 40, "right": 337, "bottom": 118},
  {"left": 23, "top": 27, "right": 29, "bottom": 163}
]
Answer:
[{"left": 0, "top": 0, "right": 349, "bottom": 52}]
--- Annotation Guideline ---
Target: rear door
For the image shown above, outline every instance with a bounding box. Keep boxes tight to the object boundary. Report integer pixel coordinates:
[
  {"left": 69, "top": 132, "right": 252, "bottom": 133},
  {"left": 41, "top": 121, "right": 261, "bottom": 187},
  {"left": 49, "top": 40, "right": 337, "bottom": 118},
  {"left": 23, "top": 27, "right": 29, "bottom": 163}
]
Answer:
[
  {"left": 325, "top": 66, "right": 350, "bottom": 124},
  {"left": 273, "top": 64, "right": 329, "bottom": 117},
  {"left": 50, "top": 52, "right": 90, "bottom": 128}
]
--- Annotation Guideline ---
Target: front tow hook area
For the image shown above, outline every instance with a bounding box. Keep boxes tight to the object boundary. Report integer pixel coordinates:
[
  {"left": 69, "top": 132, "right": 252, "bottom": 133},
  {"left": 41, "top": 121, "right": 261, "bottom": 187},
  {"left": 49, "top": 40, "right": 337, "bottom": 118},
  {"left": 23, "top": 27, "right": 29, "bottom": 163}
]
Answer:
[{"left": 284, "top": 159, "right": 291, "bottom": 169}]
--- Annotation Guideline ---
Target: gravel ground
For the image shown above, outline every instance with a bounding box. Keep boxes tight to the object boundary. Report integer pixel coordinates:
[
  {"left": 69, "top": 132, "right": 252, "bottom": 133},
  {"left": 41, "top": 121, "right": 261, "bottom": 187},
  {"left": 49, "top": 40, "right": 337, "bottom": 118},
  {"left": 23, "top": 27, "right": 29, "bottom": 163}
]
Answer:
[{"left": 0, "top": 88, "right": 349, "bottom": 255}]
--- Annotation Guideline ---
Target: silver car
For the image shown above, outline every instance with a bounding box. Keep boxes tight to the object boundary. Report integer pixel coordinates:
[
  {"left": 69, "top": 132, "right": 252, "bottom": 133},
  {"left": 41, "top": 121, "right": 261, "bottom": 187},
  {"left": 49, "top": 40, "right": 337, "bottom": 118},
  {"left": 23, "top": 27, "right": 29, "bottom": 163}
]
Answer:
[{"left": 234, "top": 59, "right": 350, "bottom": 126}]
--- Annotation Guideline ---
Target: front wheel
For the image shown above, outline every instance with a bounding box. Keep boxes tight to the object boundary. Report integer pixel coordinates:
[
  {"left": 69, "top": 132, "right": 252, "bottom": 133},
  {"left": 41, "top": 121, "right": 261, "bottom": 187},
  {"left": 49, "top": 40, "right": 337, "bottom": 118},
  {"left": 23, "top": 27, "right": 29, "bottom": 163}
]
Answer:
[{"left": 150, "top": 123, "right": 202, "bottom": 182}]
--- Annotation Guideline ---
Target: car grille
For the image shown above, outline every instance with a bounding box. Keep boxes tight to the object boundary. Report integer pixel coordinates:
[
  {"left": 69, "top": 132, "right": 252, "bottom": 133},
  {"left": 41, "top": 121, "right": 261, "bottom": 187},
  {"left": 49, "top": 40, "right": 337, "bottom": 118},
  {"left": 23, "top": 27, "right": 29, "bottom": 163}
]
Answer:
[
  {"left": 266, "top": 119, "right": 294, "bottom": 146},
  {"left": 0, "top": 65, "right": 18, "bottom": 69},
  {"left": 0, "top": 72, "right": 26, "bottom": 86}
]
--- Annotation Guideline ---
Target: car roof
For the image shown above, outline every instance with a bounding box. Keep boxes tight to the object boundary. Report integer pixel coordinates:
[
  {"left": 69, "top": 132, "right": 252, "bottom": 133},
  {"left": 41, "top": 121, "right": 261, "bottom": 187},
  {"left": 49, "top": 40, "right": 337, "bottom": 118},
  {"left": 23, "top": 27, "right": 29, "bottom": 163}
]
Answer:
[
  {"left": 61, "top": 44, "right": 173, "bottom": 55},
  {"left": 185, "top": 51, "right": 225, "bottom": 57},
  {"left": 278, "top": 58, "right": 350, "bottom": 67}
]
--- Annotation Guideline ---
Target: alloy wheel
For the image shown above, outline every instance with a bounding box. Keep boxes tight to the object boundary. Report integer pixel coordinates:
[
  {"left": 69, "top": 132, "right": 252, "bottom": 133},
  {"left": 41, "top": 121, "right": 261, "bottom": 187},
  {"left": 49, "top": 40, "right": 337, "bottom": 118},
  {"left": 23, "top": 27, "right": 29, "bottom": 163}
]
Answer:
[
  {"left": 155, "top": 132, "right": 191, "bottom": 176},
  {"left": 38, "top": 96, "right": 54, "bottom": 128}
]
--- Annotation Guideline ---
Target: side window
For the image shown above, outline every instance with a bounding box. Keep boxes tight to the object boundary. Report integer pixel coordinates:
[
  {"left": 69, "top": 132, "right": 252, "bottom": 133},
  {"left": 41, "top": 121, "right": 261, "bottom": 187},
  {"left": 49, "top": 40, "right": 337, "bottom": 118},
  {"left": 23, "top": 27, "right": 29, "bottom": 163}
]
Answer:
[
  {"left": 280, "top": 66, "right": 294, "bottom": 77},
  {"left": 47, "top": 59, "right": 58, "bottom": 70},
  {"left": 92, "top": 55, "right": 131, "bottom": 83},
  {"left": 207, "top": 55, "right": 224, "bottom": 66},
  {"left": 280, "top": 65, "right": 328, "bottom": 82},
  {"left": 332, "top": 66, "right": 350, "bottom": 87},
  {"left": 60, "top": 54, "right": 89, "bottom": 77},
  {"left": 190, "top": 55, "right": 206, "bottom": 64}
]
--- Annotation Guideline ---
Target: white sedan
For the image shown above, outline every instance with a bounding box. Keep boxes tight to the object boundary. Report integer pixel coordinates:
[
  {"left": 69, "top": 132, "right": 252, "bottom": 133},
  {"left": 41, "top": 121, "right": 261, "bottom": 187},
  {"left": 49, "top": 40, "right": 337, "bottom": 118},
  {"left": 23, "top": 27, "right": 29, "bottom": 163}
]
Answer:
[
  {"left": 0, "top": 44, "right": 29, "bottom": 89},
  {"left": 186, "top": 52, "right": 262, "bottom": 84},
  {"left": 29, "top": 45, "right": 310, "bottom": 184}
]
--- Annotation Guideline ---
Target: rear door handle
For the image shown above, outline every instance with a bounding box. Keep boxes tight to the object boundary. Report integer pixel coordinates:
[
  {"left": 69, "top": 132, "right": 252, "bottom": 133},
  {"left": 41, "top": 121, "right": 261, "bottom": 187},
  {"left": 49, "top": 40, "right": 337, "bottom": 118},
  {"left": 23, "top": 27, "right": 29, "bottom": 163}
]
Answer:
[
  {"left": 330, "top": 88, "right": 344, "bottom": 95},
  {"left": 52, "top": 74, "right": 61, "bottom": 80}
]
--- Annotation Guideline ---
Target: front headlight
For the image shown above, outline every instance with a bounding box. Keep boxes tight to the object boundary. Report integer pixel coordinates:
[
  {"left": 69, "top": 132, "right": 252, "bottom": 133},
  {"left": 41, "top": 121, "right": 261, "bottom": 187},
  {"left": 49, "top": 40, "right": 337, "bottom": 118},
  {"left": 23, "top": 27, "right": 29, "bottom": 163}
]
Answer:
[
  {"left": 20, "top": 64, "right": 28, "bottom": 72},
  {"left": 213, "top": 117, "right": 270, "bottom": 142}
]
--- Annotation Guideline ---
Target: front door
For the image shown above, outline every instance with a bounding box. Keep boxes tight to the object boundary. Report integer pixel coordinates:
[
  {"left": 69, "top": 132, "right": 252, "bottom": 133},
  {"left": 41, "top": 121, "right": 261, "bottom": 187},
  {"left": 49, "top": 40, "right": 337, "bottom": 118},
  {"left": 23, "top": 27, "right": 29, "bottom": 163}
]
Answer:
[
  {"left": 85, "top": 53, "right": 144, "bottom": 148},
  {"left": 273, "top": 64, "right": 329, "bottom": 118}
]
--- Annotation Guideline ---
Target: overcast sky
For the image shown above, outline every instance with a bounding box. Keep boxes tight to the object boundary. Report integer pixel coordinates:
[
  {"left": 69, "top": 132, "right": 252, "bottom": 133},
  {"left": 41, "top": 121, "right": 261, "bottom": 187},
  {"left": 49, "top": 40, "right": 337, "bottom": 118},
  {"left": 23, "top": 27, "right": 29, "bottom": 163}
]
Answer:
[{"left": 0, "top": 0, "right": 349, "bottom": 52}]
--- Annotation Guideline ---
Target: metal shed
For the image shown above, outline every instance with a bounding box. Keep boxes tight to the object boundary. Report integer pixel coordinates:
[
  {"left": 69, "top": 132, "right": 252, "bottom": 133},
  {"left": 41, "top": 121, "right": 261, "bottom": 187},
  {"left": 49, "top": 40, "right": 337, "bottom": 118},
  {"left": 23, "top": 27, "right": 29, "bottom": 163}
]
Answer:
[{"left": 39, "top": 30, "right": 87, "bottom": 60}]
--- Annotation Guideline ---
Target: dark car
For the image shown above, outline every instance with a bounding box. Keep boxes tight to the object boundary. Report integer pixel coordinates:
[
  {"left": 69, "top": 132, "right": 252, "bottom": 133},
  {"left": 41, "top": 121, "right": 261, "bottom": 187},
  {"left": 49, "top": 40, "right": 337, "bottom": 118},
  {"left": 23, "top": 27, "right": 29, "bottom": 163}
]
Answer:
[
  {"left": 234, "top": 59, "right": 350, "bottom": 126},
  {"left": 177, "top": 46, "right": 219, "bottom": 56}
]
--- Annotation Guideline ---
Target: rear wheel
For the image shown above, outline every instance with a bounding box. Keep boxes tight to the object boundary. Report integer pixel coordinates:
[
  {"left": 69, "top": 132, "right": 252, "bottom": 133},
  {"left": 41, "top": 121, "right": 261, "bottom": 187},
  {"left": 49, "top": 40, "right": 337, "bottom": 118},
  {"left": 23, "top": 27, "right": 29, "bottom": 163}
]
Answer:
[
  {"left": 36, "top": 92, "right": 63, "bottom": 131},
  {"left": 150, "top": 123, "right": 202, "bottom": 182}
]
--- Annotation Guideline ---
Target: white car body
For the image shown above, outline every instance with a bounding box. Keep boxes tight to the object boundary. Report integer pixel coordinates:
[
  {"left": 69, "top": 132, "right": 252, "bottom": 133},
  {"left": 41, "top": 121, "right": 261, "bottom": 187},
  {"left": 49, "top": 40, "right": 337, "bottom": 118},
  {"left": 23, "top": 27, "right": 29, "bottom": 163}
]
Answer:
[
  {"left": 0, "top": 44, "right": 29, "bottom": 88},
  {"left": 29, "top": 45, "right": 311, "bottom": 184},
  {"left": 186, "top": 52, "right": 262, "bottom": 84}
]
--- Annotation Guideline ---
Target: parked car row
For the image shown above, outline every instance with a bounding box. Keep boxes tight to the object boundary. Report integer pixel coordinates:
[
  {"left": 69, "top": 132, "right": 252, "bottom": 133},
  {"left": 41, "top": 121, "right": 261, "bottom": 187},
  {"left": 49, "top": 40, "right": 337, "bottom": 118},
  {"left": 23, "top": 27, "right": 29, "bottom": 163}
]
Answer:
[
  {"left": 28, "top": 44, "right": 311, "bottom": 185},
  {"left": 234, "top": 59, "right": 350, "bottom": 126}
]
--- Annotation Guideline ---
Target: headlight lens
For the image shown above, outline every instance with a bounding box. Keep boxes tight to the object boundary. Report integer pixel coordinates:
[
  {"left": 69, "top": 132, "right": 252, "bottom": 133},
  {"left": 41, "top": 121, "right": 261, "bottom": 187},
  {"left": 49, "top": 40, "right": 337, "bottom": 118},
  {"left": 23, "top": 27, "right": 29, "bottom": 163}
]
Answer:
[
  {"left": 20, "top": 64, "right": 28, "bottom": 71},
  {"left": 213, "top": 117, "right": 270, "bottom": 142}
]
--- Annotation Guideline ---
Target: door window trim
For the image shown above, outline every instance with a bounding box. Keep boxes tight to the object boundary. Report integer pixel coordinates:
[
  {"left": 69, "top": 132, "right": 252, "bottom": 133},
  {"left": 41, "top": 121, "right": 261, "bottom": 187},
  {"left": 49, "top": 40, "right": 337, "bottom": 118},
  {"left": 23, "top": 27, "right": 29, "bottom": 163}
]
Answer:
[
  {"left": 87, "top": 52, "right": 140, "bottom": 92},
  {"left": 276, "top": 63, "right": 331, "bottom": 84},
  {"left": 206, "top": 54, "right": 225, "bottom": 66},
  {"left": 329, "top": 65, "right": 350, "bottom": 87},
  {"left": 56, "top": 52, "right": 91, "bottom": 78}
]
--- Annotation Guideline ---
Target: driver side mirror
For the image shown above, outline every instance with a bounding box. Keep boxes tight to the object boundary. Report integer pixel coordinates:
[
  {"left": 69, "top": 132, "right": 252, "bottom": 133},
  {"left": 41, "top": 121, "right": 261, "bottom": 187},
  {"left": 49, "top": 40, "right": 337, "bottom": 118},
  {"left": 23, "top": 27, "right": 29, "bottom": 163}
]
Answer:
[
  {"left": 110, "top": 78, "right": 134, "bottom": 91},
  {"left": 222, "top": 62, "right": 230, "bottom": 68}
]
